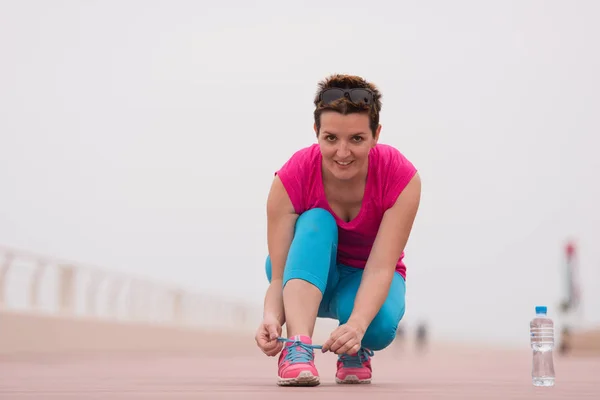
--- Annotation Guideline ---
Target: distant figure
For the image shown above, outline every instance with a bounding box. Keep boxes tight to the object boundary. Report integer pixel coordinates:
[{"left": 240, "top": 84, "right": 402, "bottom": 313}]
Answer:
[
  {"left": 394, "top": 322, "right": 407, "bottom": 352},
  {"left": 558, "top": 327, "right": 571, "bottom": 355},
  {"left": 253, "top": 73, "right": 422, "bottom": 386},
  {"left": 415, "top": 322, "right": 428, "bottom": 353},
  {"left": 560, "top": 241, "right": 583, "bottom": 332}
]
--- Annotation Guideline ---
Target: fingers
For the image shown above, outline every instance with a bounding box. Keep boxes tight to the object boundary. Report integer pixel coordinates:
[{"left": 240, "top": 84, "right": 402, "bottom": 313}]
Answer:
[
  {"left": 347, "top": 343, "right": 361, "bottom": 355},
  {"left": 323, "top": 327, "right": 351, "bottom": 353},
  {"left": 264, "top": 340, "right": 283, "bottom": 356},
  {"left": 322, "top": 325, "right": 362, "bottom": 355},
  {"left": 268, "top": 324, "right": 280, "bottom": 341},
  {"left": 255, "top": 323, "right": 283, "bottom": 357},
  {"left": 260, "top": 335, "right": 282, "bottom": 355},
  {"left": 321, "top": 332, "right": 335, "bottom": 353},
  {"left": 330, "top": 330, "right": 357, "bottom": 354},
  {"left": 257, "top": 333, "right": 282, "bottom": 356}
]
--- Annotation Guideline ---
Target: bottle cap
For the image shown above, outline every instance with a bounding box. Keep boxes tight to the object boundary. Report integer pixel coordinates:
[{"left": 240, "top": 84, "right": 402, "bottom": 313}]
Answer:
[{"left": 535, "top": 306, "right": 547, "bottom": 315}]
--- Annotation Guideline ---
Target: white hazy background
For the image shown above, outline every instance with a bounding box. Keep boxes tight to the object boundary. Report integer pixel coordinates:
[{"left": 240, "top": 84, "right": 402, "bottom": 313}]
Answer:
[{"left": 1, "top": 0, "right": 599, "bottom": 347}]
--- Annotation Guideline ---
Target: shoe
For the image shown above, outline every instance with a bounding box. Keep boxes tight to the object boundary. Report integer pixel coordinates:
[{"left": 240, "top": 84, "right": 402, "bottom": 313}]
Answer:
[
  {"left": 335, "top": 347, "right": 374, "bottom": 384},
  {"left": 277, "top": 335, "right": 321, "bottom": 386}
]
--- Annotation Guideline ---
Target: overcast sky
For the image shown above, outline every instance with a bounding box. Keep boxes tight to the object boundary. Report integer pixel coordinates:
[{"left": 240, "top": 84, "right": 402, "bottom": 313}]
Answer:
[{"left": 1, "top": 0, "right": 599, "bottom": 347}]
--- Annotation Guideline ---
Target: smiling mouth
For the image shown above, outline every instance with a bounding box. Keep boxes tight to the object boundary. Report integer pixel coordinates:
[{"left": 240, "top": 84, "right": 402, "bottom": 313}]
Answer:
[{"left": 335, "top": 160, "right": 354, "bottom": 166}]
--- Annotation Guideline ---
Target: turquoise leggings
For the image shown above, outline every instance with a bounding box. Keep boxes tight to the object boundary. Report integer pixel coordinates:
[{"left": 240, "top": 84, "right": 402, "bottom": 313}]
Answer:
[{"left": 265, "top": 208, "right": 406, "bottom": 351}]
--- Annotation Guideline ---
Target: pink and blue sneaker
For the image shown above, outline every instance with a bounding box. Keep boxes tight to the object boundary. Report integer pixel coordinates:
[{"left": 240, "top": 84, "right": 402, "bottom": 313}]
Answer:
[
  {"left": 276, "top": 335, "right": 321, "bottom": 386},
  {"left": 335, "top": 347, "right": 375, "bottom": 384}
]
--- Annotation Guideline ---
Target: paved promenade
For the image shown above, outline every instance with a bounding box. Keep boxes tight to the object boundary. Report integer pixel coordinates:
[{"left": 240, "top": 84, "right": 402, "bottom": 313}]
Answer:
[{"left": 1, "top": 340, "right": 598, "bottom": 399}]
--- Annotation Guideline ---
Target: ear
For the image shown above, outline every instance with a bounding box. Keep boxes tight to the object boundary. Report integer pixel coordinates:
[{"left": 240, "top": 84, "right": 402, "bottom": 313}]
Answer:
[
  {"left": 313, "top": 122, "right": 319, "bottom": 136},
  {"left": 372, "top": 124, "right": 382, "bottom": 144}
]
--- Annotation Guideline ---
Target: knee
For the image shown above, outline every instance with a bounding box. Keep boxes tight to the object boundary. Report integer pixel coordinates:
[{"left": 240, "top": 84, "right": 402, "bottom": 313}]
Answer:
[
  {"left": 295, "top": 208, "right": 337, "bottom": 238},
  {"left": 264, "top": 208, "right": 336, "bottom": 286},
  {"left": 362, "top": 302, "right": 406, "bottom": 351}
]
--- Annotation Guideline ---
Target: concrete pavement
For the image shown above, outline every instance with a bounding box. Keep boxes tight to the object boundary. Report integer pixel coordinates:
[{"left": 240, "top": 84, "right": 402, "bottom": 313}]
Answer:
[{"left": 1, "top": 340, "right": 598, "bottom": 399}]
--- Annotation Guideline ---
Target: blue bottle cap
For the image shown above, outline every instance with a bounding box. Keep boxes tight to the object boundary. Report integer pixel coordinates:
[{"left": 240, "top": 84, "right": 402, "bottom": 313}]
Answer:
[{"left": 535, "top": 306, "right": 547, "bottom": 315}]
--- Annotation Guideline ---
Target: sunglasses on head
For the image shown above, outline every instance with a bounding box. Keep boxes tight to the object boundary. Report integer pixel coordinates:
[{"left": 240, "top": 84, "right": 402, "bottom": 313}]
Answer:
[{"left": 319, "top": 88, "right": 374, "bottom": 106}]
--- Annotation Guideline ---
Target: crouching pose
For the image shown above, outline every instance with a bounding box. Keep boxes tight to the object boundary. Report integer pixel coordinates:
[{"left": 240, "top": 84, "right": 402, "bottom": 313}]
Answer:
[{"left": 255, "top": 73, "right": 421, "bottom": 386}]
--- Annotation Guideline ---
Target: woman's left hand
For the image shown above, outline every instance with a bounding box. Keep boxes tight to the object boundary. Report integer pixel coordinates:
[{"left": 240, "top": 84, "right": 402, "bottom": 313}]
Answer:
[{"left": 322, "top": 321, "right": 365, "bottom": 355}]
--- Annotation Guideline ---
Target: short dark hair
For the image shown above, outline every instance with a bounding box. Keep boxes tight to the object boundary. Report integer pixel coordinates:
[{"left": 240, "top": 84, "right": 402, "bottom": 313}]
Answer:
[{"left": 313, "top": 74, "right": 382, "bottom": 136}]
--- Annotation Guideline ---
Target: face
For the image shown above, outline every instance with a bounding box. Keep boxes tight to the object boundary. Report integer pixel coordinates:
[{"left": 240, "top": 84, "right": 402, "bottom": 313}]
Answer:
[{"left": 315, "top": 111, "right": 380, "bottom": 182}]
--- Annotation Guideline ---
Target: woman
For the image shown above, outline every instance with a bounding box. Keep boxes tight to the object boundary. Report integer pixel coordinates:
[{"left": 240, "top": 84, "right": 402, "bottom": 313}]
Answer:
[{"left": 255, "top": 74, "right": 421, "bottom": 386}]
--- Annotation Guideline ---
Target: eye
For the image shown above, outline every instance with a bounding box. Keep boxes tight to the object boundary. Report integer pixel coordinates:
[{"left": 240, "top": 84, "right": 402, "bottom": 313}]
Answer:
[
  {"left": 352, "top": 136, "right": 364, "bottom": 142},
  {"left": 325, "top": 135, "right": 336, "bottom": 141}
]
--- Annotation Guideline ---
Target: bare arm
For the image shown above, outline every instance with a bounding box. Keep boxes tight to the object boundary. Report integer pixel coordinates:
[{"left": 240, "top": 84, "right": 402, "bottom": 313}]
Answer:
[
  {"left": 347, "top": 172, "right": 421, "bottom": 333},
  {"left": 263, "top": 175, "right": 298, "bottom": 326}
]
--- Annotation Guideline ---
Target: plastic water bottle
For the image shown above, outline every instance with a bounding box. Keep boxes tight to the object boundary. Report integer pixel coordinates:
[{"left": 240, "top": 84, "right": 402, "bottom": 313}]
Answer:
[{"left": 530, "top": 305, "right": 555, "bottom": 387}]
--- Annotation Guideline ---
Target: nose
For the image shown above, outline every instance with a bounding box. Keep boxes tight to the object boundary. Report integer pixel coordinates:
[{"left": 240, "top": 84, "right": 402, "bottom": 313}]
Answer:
[{"left": 336, "top": 142, "right": 351, "bottom": 158}]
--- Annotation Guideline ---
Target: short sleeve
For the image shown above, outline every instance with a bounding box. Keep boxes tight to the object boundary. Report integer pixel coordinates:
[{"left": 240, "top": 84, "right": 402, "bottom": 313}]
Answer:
[
  {"left": 382, "top": 147, "right": 418, "bottom": 209},
  {"left": 274, "top": 147, "right": 311, "bottom": 214}
]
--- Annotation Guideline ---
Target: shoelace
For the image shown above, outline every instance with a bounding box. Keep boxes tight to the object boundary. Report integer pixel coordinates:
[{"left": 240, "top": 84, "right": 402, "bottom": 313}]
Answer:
[
  {"left": 277, "top": 337, "right": 323, "bottom": 363},
  {"left": 276, "top": 337, "right": 374, "bottom": 367},
  {"left": 338, "top": 348, "right": 375, "bottom": 368}
]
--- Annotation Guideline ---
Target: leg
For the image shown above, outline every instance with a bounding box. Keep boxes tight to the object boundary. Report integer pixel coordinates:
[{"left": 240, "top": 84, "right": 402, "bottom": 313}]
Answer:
[
  {"left": 264, "top": 208, "right": 339, "bottom": 386},
  {"left": 265, "top": 207, "right": 339, "bottom": 335},
  {"left": 330, "top": 265, "right": 406, "bottom": 383}
]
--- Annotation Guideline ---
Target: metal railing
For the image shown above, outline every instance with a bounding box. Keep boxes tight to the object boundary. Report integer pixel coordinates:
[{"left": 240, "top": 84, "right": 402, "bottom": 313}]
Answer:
[{"left": 0, "top": 245, "right": 261, "bottom": 332}]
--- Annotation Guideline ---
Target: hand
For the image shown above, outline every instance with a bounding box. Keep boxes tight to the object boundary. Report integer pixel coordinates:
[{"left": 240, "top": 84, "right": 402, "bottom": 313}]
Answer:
[
  {"left": 322, "top": 321, "right": 365, "bottom": 355},
  {"left": 254, "top": 315, "right": 283, "bottom": 357}
]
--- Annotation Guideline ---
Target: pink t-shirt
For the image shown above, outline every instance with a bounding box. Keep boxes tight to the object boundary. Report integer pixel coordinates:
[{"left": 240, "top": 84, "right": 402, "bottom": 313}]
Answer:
[{"left": 275, "top": 143, "right": 417, "bottom": 279}]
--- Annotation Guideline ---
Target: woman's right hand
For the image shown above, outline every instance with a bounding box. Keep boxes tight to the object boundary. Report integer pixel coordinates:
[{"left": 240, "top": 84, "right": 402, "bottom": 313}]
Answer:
[{"left": 255, "top": 315, "right": 283, "bottom": 357}]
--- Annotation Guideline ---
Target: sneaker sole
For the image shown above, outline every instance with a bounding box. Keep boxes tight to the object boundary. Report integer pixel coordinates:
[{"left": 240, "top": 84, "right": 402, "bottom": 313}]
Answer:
[
  {"left": 277, "top": 370, "right": 320, "bottom": 386},
  {"left": 336, "top": 375, "right": 371, "bottom": 384}
]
